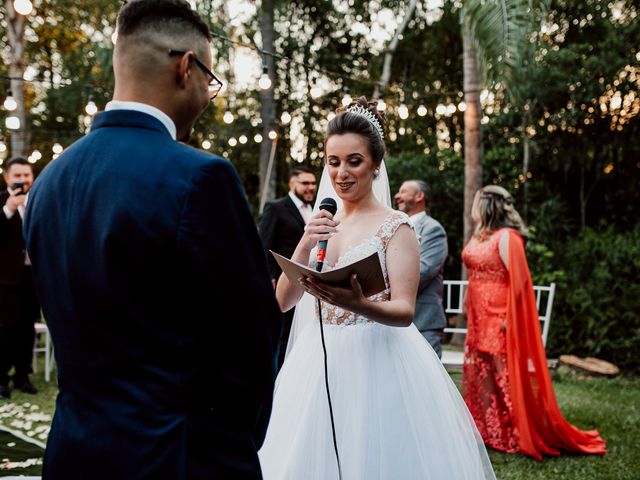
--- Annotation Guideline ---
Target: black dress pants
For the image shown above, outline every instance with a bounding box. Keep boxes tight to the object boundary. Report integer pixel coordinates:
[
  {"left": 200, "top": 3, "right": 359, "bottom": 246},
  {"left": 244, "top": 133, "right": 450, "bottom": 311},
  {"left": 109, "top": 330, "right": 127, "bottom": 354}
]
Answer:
[{"left": 0, "top": 267, "right": 39, "bottom": 384}]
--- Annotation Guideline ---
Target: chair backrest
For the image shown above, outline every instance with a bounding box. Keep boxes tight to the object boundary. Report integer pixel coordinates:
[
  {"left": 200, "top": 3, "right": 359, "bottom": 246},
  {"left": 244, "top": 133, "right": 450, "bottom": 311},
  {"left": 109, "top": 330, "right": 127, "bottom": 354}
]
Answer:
[{"left": 442, "top": 280, "right": 556, "bottom": 346}]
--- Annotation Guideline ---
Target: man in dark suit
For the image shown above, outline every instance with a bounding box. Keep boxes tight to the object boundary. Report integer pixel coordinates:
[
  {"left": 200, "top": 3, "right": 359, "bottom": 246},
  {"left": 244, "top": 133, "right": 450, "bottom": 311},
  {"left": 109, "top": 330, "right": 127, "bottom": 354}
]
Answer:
[
  {"left": 0, "top": 157, "right": 39, "bottom": 398},
  {"left": 259, "top": 166, "right": 316, "bottom": 369},
  {"left": 395, "top": 179, "right": 448, "bottom": 358},
  {"left": 23, "top": 1, "right": 282, "bottom": 478}
]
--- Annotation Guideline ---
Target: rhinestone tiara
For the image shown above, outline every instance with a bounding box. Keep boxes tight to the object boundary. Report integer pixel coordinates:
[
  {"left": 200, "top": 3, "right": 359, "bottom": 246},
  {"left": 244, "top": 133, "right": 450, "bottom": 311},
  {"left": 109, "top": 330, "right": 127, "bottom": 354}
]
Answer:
[{"left": 345, "top": 104, "right": 384, "bottom": 140}]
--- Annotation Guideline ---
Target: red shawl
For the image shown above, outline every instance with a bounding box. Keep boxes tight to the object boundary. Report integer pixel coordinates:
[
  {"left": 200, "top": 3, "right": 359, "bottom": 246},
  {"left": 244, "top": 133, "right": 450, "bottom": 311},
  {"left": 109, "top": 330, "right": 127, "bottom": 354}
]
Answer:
[{"left": 505, "top": 230, "right": 606, "bottom": 460}]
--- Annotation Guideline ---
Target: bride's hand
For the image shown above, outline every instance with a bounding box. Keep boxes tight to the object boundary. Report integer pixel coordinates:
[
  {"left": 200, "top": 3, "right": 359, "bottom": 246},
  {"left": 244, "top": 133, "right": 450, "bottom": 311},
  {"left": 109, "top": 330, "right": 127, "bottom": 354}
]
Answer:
[
  {"left": 300, "top": 274, "right": 365, "bottom": 311},
  {"left": 301, "top": 210, "right": 340, "bottom": 250}
]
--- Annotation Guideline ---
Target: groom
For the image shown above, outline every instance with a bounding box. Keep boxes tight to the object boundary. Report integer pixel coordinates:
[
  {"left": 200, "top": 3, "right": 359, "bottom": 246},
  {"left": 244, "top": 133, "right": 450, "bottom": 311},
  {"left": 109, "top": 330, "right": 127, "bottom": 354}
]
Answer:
[{"left": 23, "top": 1, "right": 282, "bottom": 478}]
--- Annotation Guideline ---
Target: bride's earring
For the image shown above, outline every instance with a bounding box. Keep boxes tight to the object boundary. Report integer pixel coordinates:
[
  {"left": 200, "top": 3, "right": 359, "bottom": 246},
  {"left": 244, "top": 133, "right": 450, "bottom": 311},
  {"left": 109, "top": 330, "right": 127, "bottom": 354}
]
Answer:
[{"left": 374, "top": 168, "right": 380, "bottom": 178}]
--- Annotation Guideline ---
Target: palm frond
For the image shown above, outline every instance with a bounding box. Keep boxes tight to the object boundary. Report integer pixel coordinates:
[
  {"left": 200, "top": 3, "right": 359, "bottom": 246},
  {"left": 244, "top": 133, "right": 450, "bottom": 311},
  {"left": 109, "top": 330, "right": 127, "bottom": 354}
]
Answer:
[{"left": 462, "top": 0, "right": 548, "bottom": 101}]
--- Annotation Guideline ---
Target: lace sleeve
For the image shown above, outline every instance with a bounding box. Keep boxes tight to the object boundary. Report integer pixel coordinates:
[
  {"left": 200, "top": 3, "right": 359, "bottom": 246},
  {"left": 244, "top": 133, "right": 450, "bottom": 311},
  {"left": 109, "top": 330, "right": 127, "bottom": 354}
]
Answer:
[{"left": 377, "top": 211, "right": 412, "bottom": 253}]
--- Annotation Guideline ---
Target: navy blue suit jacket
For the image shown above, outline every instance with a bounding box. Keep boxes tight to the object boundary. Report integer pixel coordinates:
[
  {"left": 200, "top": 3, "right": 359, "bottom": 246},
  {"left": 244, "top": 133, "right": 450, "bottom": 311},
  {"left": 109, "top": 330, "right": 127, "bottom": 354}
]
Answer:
[{"left": 23, "top": 110, "right": 282, "bottom": 479}]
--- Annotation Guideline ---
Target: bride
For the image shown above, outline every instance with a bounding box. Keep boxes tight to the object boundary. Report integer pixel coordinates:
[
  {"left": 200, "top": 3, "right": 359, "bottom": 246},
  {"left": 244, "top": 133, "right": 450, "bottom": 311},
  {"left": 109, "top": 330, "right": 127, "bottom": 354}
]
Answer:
[{"left": 258, "top": 97, "right": 495, "bottom": 480}]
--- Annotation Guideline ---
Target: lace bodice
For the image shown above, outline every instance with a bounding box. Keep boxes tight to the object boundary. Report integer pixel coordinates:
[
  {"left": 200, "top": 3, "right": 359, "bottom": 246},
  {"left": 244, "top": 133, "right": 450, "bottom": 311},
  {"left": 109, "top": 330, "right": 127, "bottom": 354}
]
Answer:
[
  {"left": 462, "top": 229, "right": 509, "bottom": 284},
  {"left": 315, "top": 211, "right": 411, "bottom": 326}
]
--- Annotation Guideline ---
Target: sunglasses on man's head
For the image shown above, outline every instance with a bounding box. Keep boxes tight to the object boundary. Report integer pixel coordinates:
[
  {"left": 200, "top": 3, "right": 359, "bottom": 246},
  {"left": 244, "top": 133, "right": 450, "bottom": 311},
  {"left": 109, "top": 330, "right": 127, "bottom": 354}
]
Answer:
[{"left": 168, "top": 49, "right": 223, "bottom": 100}]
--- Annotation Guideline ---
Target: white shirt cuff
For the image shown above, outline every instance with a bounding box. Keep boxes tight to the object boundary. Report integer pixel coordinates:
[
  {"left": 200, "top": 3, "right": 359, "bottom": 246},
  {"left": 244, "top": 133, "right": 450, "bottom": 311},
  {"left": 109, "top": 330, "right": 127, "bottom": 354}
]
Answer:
[{"left": 2, "top": 204, "right": 15, "bottom": 219}]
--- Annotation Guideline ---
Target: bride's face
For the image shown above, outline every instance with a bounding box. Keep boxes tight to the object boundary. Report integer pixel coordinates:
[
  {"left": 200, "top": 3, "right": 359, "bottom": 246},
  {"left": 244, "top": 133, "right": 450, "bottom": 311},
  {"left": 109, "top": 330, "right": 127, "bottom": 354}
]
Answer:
[{"left": 325, "top": 133, "right": 377, "bottom": 202}]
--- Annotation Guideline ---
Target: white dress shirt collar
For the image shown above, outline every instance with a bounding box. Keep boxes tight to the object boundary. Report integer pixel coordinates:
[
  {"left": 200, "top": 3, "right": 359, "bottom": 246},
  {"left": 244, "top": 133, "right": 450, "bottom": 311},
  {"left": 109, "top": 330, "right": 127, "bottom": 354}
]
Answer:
[
  {"left": 105, "top": 100, "right": 177, "bottom": 140},
  {"left": 289, "top": 191, "right": 312, "bottom": 224}
]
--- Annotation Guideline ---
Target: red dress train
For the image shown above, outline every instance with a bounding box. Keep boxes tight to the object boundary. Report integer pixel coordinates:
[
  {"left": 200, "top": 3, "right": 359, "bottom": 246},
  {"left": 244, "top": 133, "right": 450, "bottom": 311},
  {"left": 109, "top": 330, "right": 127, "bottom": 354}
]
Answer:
[{"left": 461, "top": 228, "right": 606, "bottom": 460}]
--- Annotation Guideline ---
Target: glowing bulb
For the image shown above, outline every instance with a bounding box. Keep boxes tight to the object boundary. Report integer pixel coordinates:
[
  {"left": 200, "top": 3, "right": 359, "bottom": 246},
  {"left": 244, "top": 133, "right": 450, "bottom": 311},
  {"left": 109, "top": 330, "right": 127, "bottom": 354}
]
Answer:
[
  {"left": 254, "top": 134, "right": 263, "bottom": 143},
  {"left": 85, "top": 99, "right": 98, "bottom": 116},
  {"left": 31, "top": 149, "right": 42, "bottom": 160},
  {"left": 258, "top": 65, "right": 272, "bottom": 90},
  {"left": 228, "top": 137, "right": 237, "bottom": 146},
  {"left": 310, "top": 84, "right": 322, "bottom": 98},
  {"left": 457, "top": 101, "right": 467, "bottom": 112},
  {"left": 341, "top": 93, "right": 352, "bottom": 107},
  {"left": 202, "top": 140, "right": 211, "bottom": 149},
  {"left": 223, "top": 111, "right": 234, "bottom": 124},
  {"left": 13, "top": 0, "right": 33, "bottom": 15},
  {"left": 328, "top": 111, "right": 336, "bottom": 121},
  {"left": 417, "top": 105, "right": 427, "bottom": 117},
  {"left": 268, "top": 130, "right": 277, "bottom": 140},
  {"left": 0, "top": 142, "right": 7, "bottom": 153},
  {"left": 398, "top": 104, "right": 409, "bottom": 120},
  {"left": 5, "top": 116, "right": 20, "bottom": 130},
  {"left": 446, "top": 104, "right": 456, "bottom": 115},
  {"left": 435, "top": 104, "right": 446, "bottom": 115},
  {"left": 281, "top": 111, "right": 292, "bottom": 124},
  {"left": 52, "top": 142, "right": 63, "bottom": 154},
  {"left": 376, "top": 99, "right": 387, "bottom": 111},
  {"left": 239, "top": 135, "right": 248, "bottom": 144},
  {"left": 3, "top": 93, "right": 17, "bottom": 111}
]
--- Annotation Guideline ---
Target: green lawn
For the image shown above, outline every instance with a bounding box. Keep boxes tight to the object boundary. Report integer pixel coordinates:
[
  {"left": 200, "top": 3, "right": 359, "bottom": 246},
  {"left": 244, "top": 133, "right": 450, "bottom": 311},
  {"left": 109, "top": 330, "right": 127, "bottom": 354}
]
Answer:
[{"left": 1, "top": 362, "right": 638, "bottom": 479}]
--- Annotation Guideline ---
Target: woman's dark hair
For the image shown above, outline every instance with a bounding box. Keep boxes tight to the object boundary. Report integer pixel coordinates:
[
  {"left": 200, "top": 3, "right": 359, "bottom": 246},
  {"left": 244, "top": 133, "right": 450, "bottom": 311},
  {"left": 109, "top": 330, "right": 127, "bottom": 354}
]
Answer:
[{"left": 325, "top": 96, "right": 387, "bottom": 165}]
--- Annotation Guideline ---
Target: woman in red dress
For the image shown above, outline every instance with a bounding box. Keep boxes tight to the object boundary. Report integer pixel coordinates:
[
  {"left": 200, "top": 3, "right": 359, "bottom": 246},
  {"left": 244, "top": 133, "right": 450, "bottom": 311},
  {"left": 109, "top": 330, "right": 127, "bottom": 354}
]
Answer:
[{"left": 461, "top": 185, "right": 606, "bottom": 460}]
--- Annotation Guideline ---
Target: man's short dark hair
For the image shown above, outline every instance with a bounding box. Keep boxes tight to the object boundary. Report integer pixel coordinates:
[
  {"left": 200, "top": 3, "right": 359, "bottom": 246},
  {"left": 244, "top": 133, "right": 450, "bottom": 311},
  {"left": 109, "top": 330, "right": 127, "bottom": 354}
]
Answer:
[
  {"left": 289, "top": 166, "right": 314, "bottom": 180},
  {"left": 410, "top": 179, "right": 431, "bottom": 207},
  {"left": 4, "top": 157, "right": 30, "bottom": 172},
  {"left": 117, "top": 0, "right": 211, "bottom": 41}
]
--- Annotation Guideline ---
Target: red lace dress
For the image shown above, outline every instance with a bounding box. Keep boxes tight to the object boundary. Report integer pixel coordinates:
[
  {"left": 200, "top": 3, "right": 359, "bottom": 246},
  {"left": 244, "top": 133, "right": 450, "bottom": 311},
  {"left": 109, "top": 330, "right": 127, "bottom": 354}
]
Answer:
[{"left": 462, "top": 228, "right": 606, "bottom": 460}]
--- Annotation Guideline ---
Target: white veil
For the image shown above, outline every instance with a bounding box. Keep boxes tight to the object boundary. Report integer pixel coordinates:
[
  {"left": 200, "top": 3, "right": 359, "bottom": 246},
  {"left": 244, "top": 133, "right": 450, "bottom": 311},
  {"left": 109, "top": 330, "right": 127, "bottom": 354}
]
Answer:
[{"left": 284, "top": 160, "right": 392, "bottom": 357}]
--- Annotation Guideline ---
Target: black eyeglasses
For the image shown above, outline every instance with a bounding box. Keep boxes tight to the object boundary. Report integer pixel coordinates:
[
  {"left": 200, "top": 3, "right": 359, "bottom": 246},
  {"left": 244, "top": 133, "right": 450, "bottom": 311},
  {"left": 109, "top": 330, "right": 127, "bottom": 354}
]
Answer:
[{"left": 168, "top": 49, "right": 223, "bottom": 100}]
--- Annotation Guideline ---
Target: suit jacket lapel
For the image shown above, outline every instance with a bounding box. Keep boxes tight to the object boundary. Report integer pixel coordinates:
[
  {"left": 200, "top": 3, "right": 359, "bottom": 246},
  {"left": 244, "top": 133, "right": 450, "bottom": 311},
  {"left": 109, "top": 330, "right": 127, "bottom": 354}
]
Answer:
[{"left": 285, "top": 196, "right": 306, "bottom": 229}]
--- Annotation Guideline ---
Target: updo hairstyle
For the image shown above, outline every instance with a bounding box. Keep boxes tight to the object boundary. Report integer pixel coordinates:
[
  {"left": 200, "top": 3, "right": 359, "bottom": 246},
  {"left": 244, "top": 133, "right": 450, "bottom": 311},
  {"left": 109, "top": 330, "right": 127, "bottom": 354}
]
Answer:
[
  {"left": 325, "top": 96, "right": 387, "bottom": 166},
  {"left": 475, "top": 185, "right": 529, "bottom": 238}
]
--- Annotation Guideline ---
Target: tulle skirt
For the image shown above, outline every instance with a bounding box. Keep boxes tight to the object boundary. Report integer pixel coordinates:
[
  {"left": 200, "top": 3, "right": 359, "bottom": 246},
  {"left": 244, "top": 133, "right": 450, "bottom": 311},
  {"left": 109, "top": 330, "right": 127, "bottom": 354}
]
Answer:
[{"left": 259, "top": 321, "right": 495, "bottom": 480}]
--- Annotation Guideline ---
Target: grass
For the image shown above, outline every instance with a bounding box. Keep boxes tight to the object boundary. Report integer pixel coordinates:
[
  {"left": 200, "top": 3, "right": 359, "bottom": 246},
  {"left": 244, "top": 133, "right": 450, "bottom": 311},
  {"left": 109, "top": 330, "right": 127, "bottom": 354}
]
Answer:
[{"left": 1, "top": 361, "right": 638, "bottom": 479}]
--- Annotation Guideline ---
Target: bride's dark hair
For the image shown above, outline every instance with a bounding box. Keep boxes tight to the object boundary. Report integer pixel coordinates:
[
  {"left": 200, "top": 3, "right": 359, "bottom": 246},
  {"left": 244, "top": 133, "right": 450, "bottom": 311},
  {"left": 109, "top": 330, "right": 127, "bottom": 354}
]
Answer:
[{"left": 325, "top": 96, "right": 387, "bottom": 165}]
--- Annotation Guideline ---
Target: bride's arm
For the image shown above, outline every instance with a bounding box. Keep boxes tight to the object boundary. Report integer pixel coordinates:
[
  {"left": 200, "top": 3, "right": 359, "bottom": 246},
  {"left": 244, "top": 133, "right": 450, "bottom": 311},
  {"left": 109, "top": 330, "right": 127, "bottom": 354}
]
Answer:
[
  {"left": 301, "top": 224, "right": 419, "bottom": 327},
  {"left": 275, "top": 210, "right": 340, "bottom": 312}
]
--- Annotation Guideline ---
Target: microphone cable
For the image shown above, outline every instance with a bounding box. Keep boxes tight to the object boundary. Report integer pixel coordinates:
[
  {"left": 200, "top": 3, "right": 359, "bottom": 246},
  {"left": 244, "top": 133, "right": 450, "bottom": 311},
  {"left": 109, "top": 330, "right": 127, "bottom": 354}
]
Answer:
[{"left": 317, "top": 297, "right": 343, "bottom": 480}]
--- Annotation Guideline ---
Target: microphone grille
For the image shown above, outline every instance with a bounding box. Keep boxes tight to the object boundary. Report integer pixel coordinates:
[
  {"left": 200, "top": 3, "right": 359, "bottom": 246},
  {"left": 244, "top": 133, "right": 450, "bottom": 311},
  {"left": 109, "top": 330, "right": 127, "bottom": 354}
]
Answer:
[{"left": 319, "top": 197, "right": 338, "bottom": 215}]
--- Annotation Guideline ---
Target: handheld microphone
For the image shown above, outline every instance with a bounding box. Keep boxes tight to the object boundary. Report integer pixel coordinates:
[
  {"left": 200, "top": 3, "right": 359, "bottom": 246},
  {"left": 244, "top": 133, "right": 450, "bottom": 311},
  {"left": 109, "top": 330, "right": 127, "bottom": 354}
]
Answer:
[{"left": 315, "top": 197, "right": 338, "bottom": 272}]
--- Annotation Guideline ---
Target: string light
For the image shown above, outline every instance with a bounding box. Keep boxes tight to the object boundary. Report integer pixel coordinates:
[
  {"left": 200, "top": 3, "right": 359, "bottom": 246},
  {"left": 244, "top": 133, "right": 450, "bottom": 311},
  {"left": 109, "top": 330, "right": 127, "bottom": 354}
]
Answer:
[
  {"left": 228, "top": 137, "right": 238, "bottom": 146},
  {"left": 223, "top": 110, "right": 234, "bottom": 124},
  {"left": 377, "top": 99, "right": 387, "bottom": 111},
  {"left": 280, "top": 111, "right": 292, "bottom": 124},
  {"left": 13, "top": 0, "right": 33, "bottom": 15},
  {"left": 5, "top": 116, "right": 20, "bottom": 130},
  {"left": 52, "top": 142, "right": 63, "bottom": 154},
  {"left": 310, "top": 83, "right": 322, "bottom": 99},
  {"left": 258, "top": 64, "right": 272, "bottom": 90},
  {"left": 457, "top": 101, "right": 467, "bottom": 112},
  {"left": 435, "top": 104, "right": 446, "bottom": 115},
  {"left": 201, "top": 140, "right": 211, "bottom": 149},
  {"left": 398, "top": 104, "right": 409, "bottom": 120},
  {"left": 254, "top": 133, "right": 263, "bottom": 143},
  {"left": 268, "top": 130, "right": 277, "bottom": 140},
  {"left": 3, "top": 91, "right": 17, "bottom": 111},
  {"left": 417, "top": 105, "right": 427, "bottom": 116},
  {"left": 239, "top": 134, "right": 248, "bottom": 144},
  {"left": 85, "top": 95, "right": 98, "bottom": 116},
  {"left": 341, "top": 87, "right": 352, "bottom": 107}
]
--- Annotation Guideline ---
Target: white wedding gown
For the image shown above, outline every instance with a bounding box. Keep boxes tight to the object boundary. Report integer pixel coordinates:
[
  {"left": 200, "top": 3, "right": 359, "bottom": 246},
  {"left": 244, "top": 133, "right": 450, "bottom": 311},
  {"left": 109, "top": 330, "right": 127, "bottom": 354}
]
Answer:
[{"left": 259, "top": 212, "right": 495, "bottom": 480}]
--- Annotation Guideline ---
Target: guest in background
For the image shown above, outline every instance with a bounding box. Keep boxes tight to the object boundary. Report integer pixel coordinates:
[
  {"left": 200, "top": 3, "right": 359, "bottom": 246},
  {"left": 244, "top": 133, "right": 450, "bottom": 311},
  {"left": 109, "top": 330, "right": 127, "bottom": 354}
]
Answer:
[
  {"left": 461, "top": 185, "right": 606, "bottom": 460},
  {"left": 259, "top": 166, "right": 317, "bottom": 369},
  {"left": 0, "top": 157, "right": 39, "bottom": 398},
  {"left": 395, "top": 179, "right": 448, "bottom": 358}
]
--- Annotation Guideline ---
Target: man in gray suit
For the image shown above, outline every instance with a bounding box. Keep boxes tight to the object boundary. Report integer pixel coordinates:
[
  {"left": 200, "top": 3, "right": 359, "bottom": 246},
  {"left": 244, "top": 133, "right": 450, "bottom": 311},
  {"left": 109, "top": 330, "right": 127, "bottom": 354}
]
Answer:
[{"left": 395, "top": 180, "right": 448, "bottom": 358}]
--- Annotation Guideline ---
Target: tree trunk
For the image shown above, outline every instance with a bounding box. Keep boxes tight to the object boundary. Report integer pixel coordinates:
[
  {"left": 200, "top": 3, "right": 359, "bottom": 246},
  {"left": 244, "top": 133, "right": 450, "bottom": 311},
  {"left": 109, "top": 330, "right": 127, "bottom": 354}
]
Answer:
[
  {"left": 451, "top": 18, "right": 483, "bottom": 346},
  {"left": 372, "top": 0, "right": 419, "bottom": 99},
  {"left": 522, "top": 111, "right": 530, "bottom": 221},
  {"left": 259, "top": 0, "right": 277, "bottom": 206},
  {"left": 462, "top": 18, "right": 483, "bottom": 249},
  {"left": 5, "top": 0, "right": 28, "bottom": 158}
]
